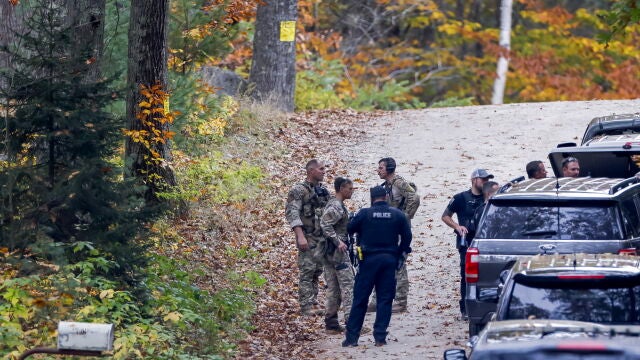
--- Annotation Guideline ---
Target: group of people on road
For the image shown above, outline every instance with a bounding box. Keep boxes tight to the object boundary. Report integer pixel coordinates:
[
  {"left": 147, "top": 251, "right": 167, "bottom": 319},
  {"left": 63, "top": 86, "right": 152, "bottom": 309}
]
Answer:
[
  {"left": 285, "top": 158, "right": 418, "bottom": 347},
  {"left": 285, "top": 156, "right": 577, "bottom": 347}
]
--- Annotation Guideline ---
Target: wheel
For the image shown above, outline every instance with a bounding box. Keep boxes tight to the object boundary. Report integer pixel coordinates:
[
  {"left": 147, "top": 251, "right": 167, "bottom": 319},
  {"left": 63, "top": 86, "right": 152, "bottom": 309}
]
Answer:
[{"left": 469, "top": 321, "right": 485, "bottom": 336}]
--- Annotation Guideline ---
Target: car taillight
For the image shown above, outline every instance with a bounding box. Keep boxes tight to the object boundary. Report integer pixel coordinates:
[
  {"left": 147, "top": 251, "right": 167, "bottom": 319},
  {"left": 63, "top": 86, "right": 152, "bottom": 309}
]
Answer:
[
  {"left": 619, "top": 248, "right": 637, "bottom": 255},
  {"left": 465, "top": 247, "right": 479, "bottom": 283}
]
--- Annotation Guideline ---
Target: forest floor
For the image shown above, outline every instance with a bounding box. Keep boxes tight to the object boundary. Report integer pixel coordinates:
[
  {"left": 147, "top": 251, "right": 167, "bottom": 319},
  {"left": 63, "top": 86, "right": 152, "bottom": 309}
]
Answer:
[{"left": 234, "top": 99, "right": 640, "bottom": 359}]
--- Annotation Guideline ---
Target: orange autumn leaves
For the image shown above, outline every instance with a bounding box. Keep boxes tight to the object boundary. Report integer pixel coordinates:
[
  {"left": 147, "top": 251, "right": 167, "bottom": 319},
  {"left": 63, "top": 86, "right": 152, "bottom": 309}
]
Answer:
[{"left": 123, "top": 83, "right": 178, "bottom": 163}]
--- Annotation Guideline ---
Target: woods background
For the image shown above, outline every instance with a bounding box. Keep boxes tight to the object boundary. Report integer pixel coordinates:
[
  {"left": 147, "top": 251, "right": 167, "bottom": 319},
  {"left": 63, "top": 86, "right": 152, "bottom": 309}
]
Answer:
[{"left": 1, "top": 0, "right": 639, "bottom": 359}]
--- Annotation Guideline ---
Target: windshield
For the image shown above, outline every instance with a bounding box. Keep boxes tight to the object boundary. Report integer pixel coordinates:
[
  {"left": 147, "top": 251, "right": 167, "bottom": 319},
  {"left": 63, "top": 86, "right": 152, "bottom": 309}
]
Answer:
[
  {"left": 476, "top": 201, "right": 622, "bottom": 240},
  {"left": 504, "top": 282, "right": 640, "bottom": 324}
]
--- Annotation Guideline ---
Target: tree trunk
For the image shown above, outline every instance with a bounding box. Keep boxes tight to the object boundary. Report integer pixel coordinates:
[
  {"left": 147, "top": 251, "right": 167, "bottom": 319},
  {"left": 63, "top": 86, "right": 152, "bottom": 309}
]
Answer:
[
  {"left": 491, "top": 0, "right": 512, "bottom": 105},
  {"left": 0, "top": 1, "right": 25, "bottom": 91},
  {"left": 249, "top": 0, "right": 298, "bottom": 112},
  {"left": 125, "top": 0, "right": 176, "bottom": 203},
  {"left": 64, "top": 0, "right": 106, "bottom": 82}
]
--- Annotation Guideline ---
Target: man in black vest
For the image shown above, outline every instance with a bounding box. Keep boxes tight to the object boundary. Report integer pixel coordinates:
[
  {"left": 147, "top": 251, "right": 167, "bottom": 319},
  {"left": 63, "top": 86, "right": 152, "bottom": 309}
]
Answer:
[
  {"left": 441, "top": 168, "right": 493, "bottom": 319},
  {"left": 342, "top": 186, "right": 412, "bottom": 347}
]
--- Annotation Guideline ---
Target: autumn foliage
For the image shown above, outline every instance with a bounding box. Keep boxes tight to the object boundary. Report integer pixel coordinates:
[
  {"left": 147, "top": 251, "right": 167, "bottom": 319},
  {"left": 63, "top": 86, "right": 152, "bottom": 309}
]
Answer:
[
  {"left": 216, "top": 0, "right": 640, "bottom": 107},
  {"left": 123, "top": 83, "right": 177, "bottom": 165}
]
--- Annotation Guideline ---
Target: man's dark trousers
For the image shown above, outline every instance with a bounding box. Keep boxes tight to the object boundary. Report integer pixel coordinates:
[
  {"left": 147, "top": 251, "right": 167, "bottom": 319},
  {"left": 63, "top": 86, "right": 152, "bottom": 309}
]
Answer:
[
  {"left": 345, "top": 253, "right": 397, "bottom": 343},
  {"left": 458, "top": 246, "right": 467, "bottom": 315}
]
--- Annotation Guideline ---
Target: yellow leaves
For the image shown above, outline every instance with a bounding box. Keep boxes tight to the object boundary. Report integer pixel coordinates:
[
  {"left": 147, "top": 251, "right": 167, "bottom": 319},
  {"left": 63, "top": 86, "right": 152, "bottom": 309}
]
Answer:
[
  {"left": 100, "top": 289, "right": 115, "bottom": 299},
  {"left": 163, "top": 311, "right": 183, "bottom": 322},
  {"left": 437, "top": 21, "right": 481, "bottom": 37},
  {"left": 124, "top": 83, "right": 179, "bottom": 171}
]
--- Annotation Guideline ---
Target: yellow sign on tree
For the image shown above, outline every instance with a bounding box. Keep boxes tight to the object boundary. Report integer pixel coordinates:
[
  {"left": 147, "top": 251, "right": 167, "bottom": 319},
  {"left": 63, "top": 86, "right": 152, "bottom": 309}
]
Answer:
[{"left": 280, "top": 21, "right": 296, "bottom": 42}]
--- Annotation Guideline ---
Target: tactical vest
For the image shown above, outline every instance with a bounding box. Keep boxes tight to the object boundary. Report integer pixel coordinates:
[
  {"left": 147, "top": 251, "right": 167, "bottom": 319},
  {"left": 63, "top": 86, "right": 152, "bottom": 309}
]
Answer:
[
  {"left": 459, "top": 190, "right": 484, "bottom": 228},
  {"left": 298, "top": 182, "right": 330, "bottom": 236},
  {"left": 383, "top": 176, "right": 417, "bottom": 211}
]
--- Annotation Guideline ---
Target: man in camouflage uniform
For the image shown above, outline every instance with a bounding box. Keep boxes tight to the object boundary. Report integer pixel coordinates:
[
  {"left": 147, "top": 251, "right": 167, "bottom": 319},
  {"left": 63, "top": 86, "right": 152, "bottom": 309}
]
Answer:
[
  {"left": 320, "top": 177, "right": 355, "bottom": 333},
  {"left": 285, "top": 159, "right": 332, "bottom": 316},
  {"left": 369, "top": 157, "right": 420, "bottom": 313}
]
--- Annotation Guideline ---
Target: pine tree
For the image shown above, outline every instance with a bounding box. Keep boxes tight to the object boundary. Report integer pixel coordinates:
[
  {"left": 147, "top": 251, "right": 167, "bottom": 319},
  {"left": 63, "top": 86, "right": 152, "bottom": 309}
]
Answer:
[{"left": 0, "top": 0, "right": 154, "bottom": 286}]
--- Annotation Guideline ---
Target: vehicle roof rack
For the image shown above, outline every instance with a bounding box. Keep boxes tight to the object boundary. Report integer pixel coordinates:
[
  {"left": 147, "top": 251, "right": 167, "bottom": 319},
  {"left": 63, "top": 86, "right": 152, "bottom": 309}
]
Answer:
[
  {"left": 498, "top": 176, "right": 526, "bottom": 193},
  {"left": 609, "top": 176, "right": 640, "bottom": 194}
]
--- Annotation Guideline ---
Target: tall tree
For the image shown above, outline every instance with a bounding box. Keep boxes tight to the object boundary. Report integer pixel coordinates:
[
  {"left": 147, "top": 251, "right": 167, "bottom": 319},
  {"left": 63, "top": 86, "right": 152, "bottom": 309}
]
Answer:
[
  {"left": 492, "top": 0, "right": 512, "bottom": 105},
  {"left": 64, "top": 0, "right": 106, "bottom": 82},
  {"left": 125, "top": 0, "right": 176, "bottom": 203},
  {"left": 0, "top": 0, "right": 149, "bottom": 283},
  {"left": 0, "top": 1, "right": 26, "bottom": 93},
  {"left": 249, "top": 0, "right": 298, "bottom": 112}
]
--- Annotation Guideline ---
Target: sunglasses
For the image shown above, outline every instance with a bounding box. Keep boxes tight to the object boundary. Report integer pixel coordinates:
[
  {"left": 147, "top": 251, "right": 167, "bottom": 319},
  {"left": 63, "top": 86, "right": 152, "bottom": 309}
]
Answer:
[{"left": 562, "top": 157, "right": 578, "bottom": 167}]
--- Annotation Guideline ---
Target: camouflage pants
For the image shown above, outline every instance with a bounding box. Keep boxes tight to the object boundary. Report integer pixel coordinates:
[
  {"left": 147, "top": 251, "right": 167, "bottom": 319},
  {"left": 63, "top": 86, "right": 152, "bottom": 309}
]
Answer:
[
  {"left": 370, "top": 260, "right": 409, "bottom": 307},
  {"left": 323, "top": 249, "right": 354, "bottom": 327},
  {"left": 297, "top": 236, "right": 324, "bottom": 310}
]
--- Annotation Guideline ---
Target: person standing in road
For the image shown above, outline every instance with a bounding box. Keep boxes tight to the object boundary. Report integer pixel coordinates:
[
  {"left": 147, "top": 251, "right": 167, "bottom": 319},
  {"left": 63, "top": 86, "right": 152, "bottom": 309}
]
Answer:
[
  {"left": 441, "top": 168, "right": 494, "bottom": 319},
  {"left": 342, "top": 186, "right": 412, "bottom": 347},
  {"left": 369, "top": 157, "right": 419, "bottom": 313},
  {"left": 320, "top": 177, "right": 356, "bottom": 334},
  {"left": 562, "top": 157, "right": 580, "bottom": 178},
  {"left": 285, "top": 159, "right": 332, "bottom": 316},
  {"left": 526, "top": 160, "right": 548, "bottom": 179}
]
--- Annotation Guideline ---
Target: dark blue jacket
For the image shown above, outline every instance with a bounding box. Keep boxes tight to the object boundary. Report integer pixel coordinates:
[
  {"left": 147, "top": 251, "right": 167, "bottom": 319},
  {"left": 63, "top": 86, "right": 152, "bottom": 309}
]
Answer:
[{"left": 348, "top": 201, "right": 412, "bottom": 256}]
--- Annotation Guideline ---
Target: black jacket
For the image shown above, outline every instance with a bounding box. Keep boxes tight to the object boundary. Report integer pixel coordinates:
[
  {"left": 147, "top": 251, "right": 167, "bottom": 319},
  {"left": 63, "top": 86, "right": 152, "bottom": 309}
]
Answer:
[{"left": 348, "top": 201, "right": 412, "bottom": 256}]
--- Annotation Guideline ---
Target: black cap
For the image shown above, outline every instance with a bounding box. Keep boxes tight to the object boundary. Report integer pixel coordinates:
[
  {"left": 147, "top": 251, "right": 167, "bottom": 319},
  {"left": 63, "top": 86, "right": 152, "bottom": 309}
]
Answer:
[{"left": 370, "top": 186, "right": 387, "bottom": 199}]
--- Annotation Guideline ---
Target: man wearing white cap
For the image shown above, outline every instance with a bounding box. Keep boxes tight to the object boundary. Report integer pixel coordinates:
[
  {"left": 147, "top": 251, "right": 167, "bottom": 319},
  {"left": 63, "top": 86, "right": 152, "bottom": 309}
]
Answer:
[{"left": 441, "top": 168, "right": 494, "bottom": 320}]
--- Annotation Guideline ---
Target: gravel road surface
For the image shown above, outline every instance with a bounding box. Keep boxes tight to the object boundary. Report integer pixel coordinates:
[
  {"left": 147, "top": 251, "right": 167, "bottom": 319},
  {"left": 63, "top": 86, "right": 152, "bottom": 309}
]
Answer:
[{"left": 313, "top": 99, "right": 640, "bottom": 359}]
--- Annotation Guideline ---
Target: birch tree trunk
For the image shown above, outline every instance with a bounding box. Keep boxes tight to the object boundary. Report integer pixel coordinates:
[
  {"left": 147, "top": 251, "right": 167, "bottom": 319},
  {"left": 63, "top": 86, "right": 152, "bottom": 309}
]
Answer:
[
  {"left": 249, "top": 0, "right": 298, "bottom": 112},
  {"left": 125, "top": 0, "right": 177, "bottom": 203},
  {"left": 491, "top": 0, "right": 512, "bottom": 105}
]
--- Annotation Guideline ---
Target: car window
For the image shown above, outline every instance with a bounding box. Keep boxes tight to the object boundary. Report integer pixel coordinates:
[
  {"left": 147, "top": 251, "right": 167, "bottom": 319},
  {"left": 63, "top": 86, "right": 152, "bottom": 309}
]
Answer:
[
  {"left": 620, "top": 197, "right": 640, "bottom": 238},
  {"left": 476, "top": 201, "right": 622, "bottom": 240},
  {"left": 504, "top": 283, "right": 640, "bottom": 324}
]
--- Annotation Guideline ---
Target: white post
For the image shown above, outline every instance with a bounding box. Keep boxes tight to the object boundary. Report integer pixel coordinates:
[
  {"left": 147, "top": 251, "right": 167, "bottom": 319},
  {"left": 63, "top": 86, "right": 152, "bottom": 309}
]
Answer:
[{"left": 492, "top": 0, "right": 513, "bottom": 105}]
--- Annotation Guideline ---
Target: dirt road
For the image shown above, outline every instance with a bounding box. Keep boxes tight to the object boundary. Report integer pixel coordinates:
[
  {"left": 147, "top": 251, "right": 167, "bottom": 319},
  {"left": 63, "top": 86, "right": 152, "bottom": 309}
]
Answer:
[{"left": 312, "top": 99, "right": 640, "bottom": 359}]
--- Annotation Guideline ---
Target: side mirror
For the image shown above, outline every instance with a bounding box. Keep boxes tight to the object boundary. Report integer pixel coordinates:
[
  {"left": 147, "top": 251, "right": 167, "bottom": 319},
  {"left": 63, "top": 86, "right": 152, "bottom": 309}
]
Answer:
[
  {"left": 58, "top": 322, "right": 114, "bottom": 351},
  {"left": 444, "top": 348, "right": 467, "bottom": 360}
]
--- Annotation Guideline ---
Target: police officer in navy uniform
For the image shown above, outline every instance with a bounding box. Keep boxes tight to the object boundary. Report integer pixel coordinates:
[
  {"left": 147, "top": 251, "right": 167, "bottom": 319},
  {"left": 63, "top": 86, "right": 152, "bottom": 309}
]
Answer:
[{"left": 342, "top": 186, "right": 412, "bottom": 347}]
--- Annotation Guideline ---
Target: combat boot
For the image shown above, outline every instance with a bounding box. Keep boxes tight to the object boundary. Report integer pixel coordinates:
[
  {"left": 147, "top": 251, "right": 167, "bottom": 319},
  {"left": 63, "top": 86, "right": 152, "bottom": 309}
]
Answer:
[
  {"left": 300, "top": 304, "right": 324, "bottom": 316},
  {"left": 325, "top": 324, "right": 344, "bottom": 335}
]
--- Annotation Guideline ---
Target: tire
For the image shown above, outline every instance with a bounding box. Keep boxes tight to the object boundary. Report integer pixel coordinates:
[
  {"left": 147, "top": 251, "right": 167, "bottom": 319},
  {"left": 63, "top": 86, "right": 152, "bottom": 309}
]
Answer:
[{"left": 469, "top": 322, "right": 485, "bottom": 336}]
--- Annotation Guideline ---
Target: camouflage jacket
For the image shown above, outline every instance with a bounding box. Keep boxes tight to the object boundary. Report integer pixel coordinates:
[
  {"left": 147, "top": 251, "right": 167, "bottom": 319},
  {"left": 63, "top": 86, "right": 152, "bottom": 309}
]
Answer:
[
  {"left": 383, "top": 174, "right": 420, "bottom": 219},
  {"left": 320, "top": 198, "right": 349, "bottom": 247},
  {"left": 285, "top": 181, "right": 331, "bottom": 236}
]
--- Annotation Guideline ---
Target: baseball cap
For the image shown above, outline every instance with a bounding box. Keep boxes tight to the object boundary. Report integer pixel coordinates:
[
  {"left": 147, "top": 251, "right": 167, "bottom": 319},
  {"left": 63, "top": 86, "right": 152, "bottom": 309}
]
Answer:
[
  {"left": 470, "top": 168, "right": 494, "bottom": 179},
  {"left": 370, "top": 186, "right": 387, "bottom": 199}
]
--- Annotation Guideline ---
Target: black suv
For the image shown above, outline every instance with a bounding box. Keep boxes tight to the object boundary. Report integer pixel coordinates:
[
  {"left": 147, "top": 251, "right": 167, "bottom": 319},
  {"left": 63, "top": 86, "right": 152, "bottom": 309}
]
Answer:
[
  {"left": 444, "top": 319, "right": 640, "bottom": 360},
  {"left": 465, "top": 177, "right": 640, "bottom": 335},
  {"left": 494, "top": 253, "right": 640, "bottom": 325},
  {"left": 581, "top": 113, "right": 640, "bottom": 145},
  {"left": 548, "top": 113, "right": 640, "bottom": 178}
]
